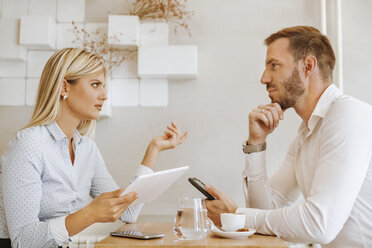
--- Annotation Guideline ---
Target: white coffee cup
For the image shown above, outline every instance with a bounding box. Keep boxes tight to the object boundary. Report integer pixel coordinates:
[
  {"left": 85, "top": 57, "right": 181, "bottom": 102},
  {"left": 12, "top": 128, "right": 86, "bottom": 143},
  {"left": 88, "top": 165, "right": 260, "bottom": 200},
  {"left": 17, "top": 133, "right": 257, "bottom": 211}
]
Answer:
[{"left": 220, "top": 213, "right": 245, "bottom": 232}]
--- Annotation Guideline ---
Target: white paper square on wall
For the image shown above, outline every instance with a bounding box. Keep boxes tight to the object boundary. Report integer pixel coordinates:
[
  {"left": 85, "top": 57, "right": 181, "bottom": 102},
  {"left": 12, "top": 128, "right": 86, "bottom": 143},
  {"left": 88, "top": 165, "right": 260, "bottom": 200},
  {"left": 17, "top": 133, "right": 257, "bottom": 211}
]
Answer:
[
  {"left": 111, "top": 78, "right": 139, "bottom": 107},
  {"left": 140, "top": 22, "right": 169, "bottom": 46},
  {"left": 0, "top": 78, "right": 26, "bottom": 106},
  {"left": 111, "top": 57, "right": 138, "bottom": 78},
  {"left": 0, "top": 19, "right": 27, "bottom": 61},
  {"left": 108, "top": 15, "right": 139, "bottom": 47},
  {"left": 20, "top": 16, "right": 56, "bottom": 49},
  {"left": 0, "top": 61, "right": 26, "bottom": 78},
  {"left": 56, "top": 23, "right": 84, "bottom": 49},
  {"left": 138, "top": 46, "right": 197, "bottom": 79},
  {"left": 29, "top": 0, "right": 57, "bottom": 19},
  {"left": 2, "top": 0, "right": 28, "bottom": 19},
  {"left": 26, "top": 78, "right": 40, "bottom": 106},
  {"left": 56, "top": 0, "right": 85, "bottom": 23},
  {"left": 27, "top": 51, "right": 55, "bottom": 78},
  {"left": 140, "top": 79, "right": 168, "bottom": 107}
]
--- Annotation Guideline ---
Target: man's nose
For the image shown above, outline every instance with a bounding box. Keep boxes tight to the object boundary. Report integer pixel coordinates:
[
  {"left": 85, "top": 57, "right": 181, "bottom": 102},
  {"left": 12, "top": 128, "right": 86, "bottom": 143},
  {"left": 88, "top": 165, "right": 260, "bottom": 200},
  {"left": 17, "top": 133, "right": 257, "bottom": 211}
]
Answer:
[{"left": 260, "top": 69, "right": 271, "bottom": 85}]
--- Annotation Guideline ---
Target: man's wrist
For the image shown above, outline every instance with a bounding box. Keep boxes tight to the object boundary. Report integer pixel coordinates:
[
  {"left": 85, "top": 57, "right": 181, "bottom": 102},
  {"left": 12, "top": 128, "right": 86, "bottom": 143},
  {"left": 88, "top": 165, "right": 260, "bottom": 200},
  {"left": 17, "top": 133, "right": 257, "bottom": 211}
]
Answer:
[
  {"left": 242, "top": 141, "right": 266, "bottom": 154},
  {"left": 247, "top": 137, "right": 266, "bottom": 146}
]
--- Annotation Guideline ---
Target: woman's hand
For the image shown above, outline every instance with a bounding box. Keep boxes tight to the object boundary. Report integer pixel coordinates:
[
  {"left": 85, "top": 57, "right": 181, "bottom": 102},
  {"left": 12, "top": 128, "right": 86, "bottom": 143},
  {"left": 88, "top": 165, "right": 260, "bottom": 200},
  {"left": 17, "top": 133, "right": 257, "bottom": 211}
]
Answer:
[
  {"left": 87, "top": 188, "right": 137, "bottom": 223},
  {"left": 141, "top": 122, "right": 188, "bottom": 170},
  {"left": 66, "top": 188, "right": 137, "bottom": 236},
  {"left": 151, "top": 122, "right": 189, "bottom": 152}
]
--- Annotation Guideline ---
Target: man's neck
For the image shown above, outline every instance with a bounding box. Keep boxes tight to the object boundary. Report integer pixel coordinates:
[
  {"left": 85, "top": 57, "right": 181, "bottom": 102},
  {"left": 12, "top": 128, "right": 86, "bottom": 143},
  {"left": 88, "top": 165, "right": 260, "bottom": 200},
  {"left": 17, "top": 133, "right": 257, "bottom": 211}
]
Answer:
[{"left": 294, "top": 83, "right": 330, "bottom": 127}]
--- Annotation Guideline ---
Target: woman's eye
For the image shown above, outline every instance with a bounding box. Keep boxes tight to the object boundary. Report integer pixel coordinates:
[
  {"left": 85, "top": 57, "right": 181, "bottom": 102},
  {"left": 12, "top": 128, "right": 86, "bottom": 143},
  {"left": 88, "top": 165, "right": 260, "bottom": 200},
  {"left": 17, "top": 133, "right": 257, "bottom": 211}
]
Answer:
[{"left": 92, "top": 83, "right": 99, "bottom": 88}]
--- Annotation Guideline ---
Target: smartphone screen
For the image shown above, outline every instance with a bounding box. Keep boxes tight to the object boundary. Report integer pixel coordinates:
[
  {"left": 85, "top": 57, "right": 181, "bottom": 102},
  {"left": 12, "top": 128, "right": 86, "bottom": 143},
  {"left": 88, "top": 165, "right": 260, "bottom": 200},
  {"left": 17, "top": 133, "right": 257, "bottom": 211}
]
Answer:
[
  {"left": 188, "top": 177, "right": 216, "bottom": 200},
  {"left": 110, "top": 230, "right": 164, "bottom": 240}
]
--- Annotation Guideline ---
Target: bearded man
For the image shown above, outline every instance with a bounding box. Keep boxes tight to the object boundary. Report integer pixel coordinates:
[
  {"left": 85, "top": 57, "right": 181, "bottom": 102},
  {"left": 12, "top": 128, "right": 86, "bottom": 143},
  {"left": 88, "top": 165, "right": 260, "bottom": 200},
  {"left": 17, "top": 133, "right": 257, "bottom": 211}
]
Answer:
[{"left": 205, "top": 26, "right": 372, "bottom": 248}]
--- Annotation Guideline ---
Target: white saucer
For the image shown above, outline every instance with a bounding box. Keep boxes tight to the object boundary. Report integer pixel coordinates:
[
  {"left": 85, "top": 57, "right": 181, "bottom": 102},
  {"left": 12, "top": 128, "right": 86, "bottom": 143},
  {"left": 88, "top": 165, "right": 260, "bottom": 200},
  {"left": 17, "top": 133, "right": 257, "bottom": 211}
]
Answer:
[{"left": 211, "top": 225, "right": 256, "bottom": 239}]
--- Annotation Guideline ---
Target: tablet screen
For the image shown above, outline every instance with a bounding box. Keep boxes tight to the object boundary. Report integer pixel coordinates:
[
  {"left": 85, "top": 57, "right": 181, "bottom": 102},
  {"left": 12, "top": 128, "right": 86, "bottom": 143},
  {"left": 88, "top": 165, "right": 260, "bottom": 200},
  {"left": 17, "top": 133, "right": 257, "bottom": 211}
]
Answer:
[{"left": 122, "top": 166, "right": 189, "bottom": 206}]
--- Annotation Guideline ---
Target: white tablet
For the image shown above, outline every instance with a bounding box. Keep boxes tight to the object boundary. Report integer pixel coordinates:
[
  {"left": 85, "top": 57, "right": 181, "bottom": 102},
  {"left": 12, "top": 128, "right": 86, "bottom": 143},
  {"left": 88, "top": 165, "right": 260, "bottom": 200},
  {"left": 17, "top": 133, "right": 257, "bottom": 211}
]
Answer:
[{"left": 122, "top": 166, "right": 189, "bottom": 206}]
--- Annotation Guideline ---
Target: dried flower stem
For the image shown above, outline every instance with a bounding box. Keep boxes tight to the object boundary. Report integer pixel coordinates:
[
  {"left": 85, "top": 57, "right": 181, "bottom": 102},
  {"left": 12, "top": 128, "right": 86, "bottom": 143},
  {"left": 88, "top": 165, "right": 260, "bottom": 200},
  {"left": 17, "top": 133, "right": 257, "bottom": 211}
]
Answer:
[
  {"left": 71, "top": 21, "right": 137, "bottom": 73},
  {"left": 125, "top": 0, "right": 194, "bottom": 36}
]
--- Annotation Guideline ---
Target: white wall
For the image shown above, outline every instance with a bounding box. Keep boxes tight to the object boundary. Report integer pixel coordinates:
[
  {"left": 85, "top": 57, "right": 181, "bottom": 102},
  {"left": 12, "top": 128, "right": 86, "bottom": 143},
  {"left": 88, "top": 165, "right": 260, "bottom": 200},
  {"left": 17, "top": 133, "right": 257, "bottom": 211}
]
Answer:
[{"left": 1, "top": 0, "right": 371, "bottom": 217}]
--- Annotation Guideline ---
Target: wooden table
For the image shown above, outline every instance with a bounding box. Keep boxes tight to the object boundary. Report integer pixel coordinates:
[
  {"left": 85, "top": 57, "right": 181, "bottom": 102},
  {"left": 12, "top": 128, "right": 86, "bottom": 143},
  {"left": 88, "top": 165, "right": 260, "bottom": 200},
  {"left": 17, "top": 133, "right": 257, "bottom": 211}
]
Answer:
[{"left": 95, "top": 222, "right": 288, "bottom": 248}]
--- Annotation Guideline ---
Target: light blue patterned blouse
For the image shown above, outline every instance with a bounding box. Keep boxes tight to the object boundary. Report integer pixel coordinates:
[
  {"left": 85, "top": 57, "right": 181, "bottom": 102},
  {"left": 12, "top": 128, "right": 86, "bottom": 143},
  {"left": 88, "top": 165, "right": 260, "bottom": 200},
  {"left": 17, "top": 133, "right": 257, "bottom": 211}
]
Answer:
[{"left": 0, "top": 122, "right": 153, "bottom": 247}]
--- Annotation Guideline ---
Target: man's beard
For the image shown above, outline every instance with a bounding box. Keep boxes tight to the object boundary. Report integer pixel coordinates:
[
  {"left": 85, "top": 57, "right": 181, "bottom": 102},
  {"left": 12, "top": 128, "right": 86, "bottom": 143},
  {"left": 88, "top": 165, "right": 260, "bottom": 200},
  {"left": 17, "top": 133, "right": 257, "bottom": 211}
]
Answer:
[{"left": 271, "top": 68, "right": 305, "bottom": 110}]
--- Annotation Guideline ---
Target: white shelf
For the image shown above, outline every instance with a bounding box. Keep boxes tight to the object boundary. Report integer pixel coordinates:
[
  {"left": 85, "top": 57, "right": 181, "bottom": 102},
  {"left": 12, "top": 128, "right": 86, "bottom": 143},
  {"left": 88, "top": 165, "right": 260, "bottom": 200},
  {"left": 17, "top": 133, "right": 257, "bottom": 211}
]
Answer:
[
  {"left": 56, "top": 0, "right": 85, "bottom": 23},
  {"left": 0, "top": 61, "right": 26, "bottom": 78},
  {"left": 26, "top": 78, "right": 40, "bottom": 106},
  {"left": 138, "top": 46, "right": 197, "bottom": 79},
  {"left": 20, "top": 16, "right": 56, "bottom": 49},
  {"left": 111, "top": 78, "right": 139, "bottom": 107},
  {"left": 56, "top": 23, "right": 84, "bottom": 49},
  {"left": 111, "top": 57, "right": 138, "bottom": 78},
  {"left": 2, "top": 0, "right": 28, "bottom": 19},
  {"left": 27, "top": 51, "right": 55, "bottom": 78},
  {"left": 0, "top": 78, "right": 26, "bottom": 106},
  {"left": 140, "top": 22, "right": 169, "bottom": 46},
  {"left": 0, "top": 19, "right": 27, "bottom": 61},
  {"left": 29, "top": 0, "right": 57, "bottom": 19},
  {"left": 108, "top": 15, "right": 139, "bottom": 48}
]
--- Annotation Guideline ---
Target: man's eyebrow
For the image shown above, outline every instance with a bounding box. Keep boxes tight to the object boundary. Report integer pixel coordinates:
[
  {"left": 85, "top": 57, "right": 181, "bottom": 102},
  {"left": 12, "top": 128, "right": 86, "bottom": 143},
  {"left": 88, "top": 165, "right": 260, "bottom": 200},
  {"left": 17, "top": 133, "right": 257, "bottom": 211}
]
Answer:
[{"left": 265, "top": 58, "right": 280, "bottom": 65}]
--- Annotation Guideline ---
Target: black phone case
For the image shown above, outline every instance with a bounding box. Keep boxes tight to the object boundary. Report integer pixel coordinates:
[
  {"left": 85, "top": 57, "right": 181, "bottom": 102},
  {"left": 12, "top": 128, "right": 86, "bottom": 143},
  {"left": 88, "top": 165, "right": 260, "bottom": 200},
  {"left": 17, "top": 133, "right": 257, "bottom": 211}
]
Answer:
[{"left": 188, "top": 177, "right": 216, "bottom": 200}]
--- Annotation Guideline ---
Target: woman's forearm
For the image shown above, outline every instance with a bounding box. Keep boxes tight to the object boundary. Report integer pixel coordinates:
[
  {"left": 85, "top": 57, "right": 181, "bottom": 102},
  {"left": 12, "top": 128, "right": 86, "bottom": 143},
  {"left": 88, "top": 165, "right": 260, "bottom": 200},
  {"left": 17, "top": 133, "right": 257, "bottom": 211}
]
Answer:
[
  {"left": 141, "top": 142, "right": 160, "bottom": 170},
  {"left": 65, "top": 206, "right": 96, "bottom": 236}
]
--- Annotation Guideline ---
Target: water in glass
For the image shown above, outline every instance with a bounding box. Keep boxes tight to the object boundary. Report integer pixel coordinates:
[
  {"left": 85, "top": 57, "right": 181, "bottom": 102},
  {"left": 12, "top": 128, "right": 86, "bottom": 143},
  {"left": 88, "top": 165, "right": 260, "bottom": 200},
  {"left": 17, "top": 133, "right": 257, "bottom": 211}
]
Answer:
[{"left": 173, "top": 197, "right": 210, "bottom": 240}]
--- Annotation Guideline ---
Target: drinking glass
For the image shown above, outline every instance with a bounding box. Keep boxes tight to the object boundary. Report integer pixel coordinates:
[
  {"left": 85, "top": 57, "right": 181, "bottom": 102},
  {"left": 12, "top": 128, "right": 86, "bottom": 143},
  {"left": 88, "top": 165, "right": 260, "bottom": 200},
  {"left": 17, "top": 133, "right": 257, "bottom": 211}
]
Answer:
[{"left": 173, "top": 197, "right": 210, "bottom": 240}]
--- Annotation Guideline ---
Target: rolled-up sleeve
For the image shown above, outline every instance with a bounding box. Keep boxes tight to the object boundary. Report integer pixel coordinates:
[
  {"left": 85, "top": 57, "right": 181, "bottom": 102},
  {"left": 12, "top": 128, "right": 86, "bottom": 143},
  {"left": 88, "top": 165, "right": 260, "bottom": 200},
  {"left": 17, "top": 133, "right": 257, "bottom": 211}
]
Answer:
[{"left": 239, "top": 101, "right": 372, "bottom": 244}]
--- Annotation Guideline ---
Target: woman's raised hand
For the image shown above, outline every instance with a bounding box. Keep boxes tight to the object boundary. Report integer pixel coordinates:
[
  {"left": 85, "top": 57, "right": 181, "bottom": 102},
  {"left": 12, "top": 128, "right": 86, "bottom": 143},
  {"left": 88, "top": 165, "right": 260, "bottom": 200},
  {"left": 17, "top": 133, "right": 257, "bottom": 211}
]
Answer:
[{"left": 151, "top": 122, "right": 189, "bottom": 151}]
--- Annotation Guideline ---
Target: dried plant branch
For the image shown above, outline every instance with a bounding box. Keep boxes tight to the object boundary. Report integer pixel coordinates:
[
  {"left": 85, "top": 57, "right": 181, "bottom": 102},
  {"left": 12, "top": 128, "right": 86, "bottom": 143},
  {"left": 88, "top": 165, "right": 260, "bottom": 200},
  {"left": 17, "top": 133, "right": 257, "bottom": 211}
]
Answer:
[
  {"left": 125, "top": 0, "right": 194, "bottom": 37},
  {"left": 71, "top": 21, "right": 137, "bottom": 73}
]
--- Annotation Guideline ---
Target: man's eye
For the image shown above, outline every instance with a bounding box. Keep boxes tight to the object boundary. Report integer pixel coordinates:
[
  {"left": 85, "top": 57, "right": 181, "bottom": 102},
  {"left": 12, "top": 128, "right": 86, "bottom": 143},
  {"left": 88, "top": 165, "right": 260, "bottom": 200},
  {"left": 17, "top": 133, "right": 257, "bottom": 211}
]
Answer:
[
  {"left": 92, "top": 83, "right": 99, "bottom": 87},
  {"left": 272, "top": 63, "right": 278, "bottom": 69}
]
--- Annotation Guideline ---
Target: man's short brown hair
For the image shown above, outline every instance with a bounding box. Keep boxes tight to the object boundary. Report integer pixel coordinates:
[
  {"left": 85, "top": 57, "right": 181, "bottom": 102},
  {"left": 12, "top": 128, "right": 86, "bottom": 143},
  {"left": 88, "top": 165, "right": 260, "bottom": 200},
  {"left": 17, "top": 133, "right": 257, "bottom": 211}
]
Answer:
[{"left": 265, "top": 26, "right": 335, "bottom": 83}]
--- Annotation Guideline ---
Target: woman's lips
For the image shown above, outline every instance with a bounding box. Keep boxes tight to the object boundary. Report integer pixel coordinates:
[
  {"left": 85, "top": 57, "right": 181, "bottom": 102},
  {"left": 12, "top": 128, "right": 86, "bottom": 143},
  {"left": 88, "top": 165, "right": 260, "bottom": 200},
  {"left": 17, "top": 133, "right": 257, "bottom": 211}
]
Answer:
[{"left": 95, "top": 105, "right": 102, "bottom": 111}]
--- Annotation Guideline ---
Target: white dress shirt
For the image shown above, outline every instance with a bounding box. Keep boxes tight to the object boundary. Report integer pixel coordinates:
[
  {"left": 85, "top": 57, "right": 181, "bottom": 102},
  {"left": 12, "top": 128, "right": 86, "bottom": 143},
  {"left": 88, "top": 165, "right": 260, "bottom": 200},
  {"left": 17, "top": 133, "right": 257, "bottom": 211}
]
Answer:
[
  {"left": 237, "top": 85, "right": 372, "bottom": 247},
  {"left": 1, "top": 122, "right": 153, "bottom": 247}
]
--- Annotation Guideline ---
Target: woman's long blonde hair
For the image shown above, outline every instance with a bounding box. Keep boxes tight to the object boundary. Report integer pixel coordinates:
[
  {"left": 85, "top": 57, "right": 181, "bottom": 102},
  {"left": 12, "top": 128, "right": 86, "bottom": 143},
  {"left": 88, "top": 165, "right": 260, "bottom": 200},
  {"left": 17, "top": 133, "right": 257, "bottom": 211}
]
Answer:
[{"left": 23, "top": 48, "right": 106, "bottom": 137}]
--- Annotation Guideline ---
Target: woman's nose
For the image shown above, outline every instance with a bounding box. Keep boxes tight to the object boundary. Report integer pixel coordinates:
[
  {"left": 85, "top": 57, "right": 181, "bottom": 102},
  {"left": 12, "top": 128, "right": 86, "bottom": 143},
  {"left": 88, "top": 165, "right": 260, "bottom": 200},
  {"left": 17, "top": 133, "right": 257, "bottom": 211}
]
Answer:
[{"left": 101, "top": 88, "right": 108, "bottom": 101}]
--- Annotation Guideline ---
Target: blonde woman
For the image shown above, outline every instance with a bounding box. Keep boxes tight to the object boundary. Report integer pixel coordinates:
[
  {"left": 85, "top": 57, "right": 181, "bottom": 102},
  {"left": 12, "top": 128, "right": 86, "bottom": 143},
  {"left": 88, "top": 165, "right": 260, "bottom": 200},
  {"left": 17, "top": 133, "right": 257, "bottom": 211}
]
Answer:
[{"left": 0, "top": 48, "right": 188, "bottom": 248}]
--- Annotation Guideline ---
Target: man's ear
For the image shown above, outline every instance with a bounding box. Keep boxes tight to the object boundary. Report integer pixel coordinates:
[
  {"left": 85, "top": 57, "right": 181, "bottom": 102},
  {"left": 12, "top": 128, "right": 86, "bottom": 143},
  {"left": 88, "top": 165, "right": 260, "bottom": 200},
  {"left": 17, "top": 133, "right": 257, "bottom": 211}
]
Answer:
[{"left": 302, "top": 55, "right": 317, "bottom": 78}]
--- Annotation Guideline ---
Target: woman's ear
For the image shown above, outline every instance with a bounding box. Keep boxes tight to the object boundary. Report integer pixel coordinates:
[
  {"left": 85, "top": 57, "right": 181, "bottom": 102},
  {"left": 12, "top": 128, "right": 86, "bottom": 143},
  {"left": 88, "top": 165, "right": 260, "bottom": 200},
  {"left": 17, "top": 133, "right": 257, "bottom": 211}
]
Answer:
[{"left": 60, "top": 79, "right": 69, "bottom": 98}]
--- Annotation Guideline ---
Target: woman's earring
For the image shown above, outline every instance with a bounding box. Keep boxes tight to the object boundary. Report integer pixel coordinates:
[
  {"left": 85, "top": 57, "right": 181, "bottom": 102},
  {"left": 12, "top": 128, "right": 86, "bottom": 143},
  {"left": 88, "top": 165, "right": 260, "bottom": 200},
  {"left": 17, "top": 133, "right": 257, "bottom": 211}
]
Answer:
[{"left": 63, "top": 95, "right": 68, "bottom": 100}]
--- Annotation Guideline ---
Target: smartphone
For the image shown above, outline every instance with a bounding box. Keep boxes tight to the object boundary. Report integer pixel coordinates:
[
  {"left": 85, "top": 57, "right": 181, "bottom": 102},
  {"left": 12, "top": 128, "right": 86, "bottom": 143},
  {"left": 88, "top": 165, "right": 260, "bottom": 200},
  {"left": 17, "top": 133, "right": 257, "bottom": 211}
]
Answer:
[
  {"left": 188, "top": 177, "right": 216, "bottom": 200},
  {"left": 110, "top": 230, "right": 164, "bottom": 240}
]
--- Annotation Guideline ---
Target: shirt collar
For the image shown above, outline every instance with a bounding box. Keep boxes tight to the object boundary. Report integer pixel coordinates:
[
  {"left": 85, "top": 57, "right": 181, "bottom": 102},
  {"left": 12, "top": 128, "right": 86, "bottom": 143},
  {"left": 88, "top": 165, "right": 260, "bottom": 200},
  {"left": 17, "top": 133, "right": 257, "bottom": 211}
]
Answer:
[
  {"left": 298, "top": 84, "right": 342, "bottom": 137},
  {"left": 46, "top": 122, "right": 83, "bottom": 145}
]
